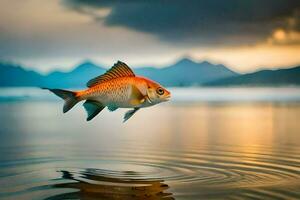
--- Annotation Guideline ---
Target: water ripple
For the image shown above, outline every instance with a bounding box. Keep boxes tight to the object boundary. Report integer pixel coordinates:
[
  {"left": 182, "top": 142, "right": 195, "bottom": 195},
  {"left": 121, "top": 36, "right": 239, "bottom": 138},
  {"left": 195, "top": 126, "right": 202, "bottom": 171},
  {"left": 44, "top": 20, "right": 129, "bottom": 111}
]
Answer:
[{"left": 0, "top": 144, "right": 299, "bottom": 199}]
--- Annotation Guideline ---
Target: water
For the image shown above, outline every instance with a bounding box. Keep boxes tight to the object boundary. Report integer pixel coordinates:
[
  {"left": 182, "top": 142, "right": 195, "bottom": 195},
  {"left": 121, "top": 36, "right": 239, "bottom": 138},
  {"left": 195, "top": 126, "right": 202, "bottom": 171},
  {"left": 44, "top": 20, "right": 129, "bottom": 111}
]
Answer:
[{"left": 0, "top": 87, "right": 300, "bottom": 200}]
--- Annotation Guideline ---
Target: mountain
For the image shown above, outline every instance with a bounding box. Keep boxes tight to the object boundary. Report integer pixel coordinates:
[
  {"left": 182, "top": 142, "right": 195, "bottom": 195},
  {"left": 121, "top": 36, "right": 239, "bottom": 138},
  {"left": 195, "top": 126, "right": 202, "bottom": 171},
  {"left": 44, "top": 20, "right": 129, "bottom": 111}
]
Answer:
[
  {"left": 0, "top": 62, "right": 44, "bottom": 87},
  {"left": 1, "top": 58, "right": 299, "bottom": 88},
  {"left": 0, "top": 58, "right": 238, "bottom": 88},
  {"left": 135, "top": 58, "right": 238, "bottom": 86},
  {"left": 205, "top": 66, "right": 300, "bottom": 86},
  {"left": 44, "top": 61, "right": 106, "bottom": 88},
  {"left": 44, "top": 58, "right": 237, "bottom": 87}
]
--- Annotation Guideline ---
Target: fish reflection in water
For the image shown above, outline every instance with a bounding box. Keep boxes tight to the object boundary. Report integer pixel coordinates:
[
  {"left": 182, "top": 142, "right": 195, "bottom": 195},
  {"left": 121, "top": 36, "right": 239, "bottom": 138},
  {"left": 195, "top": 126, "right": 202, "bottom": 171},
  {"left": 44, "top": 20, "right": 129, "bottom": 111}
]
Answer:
[{"left": 46, "top": 169, "right": 174, "bottom": 200}]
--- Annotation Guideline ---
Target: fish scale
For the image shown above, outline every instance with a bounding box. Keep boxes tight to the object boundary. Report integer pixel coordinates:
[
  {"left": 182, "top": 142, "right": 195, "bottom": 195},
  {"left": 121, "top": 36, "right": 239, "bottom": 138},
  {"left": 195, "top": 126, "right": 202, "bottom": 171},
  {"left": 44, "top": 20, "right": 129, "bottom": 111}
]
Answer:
[{"left": 82, "top": 78, "right": 133, "bottom": 107}]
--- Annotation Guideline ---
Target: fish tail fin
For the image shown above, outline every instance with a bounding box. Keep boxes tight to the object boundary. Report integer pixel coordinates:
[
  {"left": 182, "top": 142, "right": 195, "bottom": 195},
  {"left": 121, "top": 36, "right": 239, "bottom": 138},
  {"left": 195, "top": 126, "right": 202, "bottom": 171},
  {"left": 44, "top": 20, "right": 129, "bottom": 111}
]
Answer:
[{"left": 43, "top": 88, "right": 79, "bottom": 113}]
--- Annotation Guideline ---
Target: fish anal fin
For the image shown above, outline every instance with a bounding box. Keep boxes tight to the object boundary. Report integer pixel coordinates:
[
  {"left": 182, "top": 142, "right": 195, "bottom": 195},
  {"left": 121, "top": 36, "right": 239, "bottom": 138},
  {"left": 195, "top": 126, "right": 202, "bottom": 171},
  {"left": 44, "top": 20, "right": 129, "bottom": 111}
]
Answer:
[
  {"left": 123, "top": 108, "right": 140, "bottom": 123},
  {"left": 83, "top": 100, "right": 105, "bottom": 121},
  {"left": 87, "top": 61, "right": 135, "bottom": 88}
]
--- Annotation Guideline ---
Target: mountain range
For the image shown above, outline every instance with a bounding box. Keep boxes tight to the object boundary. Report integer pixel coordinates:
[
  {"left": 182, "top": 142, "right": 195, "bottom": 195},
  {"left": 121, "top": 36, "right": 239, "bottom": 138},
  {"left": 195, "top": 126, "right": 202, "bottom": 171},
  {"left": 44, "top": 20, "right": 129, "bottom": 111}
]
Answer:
[
  {"left": 0, "top": 58, "right": 299, "bottom": 88},
  {"left": 204, "top": 66, "right": 300, "bottom": 86}
]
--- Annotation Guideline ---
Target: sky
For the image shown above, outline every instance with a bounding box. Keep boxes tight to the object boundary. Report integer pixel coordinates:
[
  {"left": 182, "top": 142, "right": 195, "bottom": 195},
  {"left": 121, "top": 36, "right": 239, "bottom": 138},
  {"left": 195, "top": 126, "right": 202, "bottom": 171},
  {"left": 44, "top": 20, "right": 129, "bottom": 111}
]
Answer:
[{"left": 0, "top": 0, "right": 300, "bottom": 73}]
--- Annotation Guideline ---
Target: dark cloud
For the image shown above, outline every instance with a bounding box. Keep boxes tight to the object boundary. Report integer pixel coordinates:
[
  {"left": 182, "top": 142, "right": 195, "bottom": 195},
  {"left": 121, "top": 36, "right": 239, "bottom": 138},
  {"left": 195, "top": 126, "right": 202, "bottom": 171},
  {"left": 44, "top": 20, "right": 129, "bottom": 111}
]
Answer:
[{"left": 64, "top": 0, "right": 300, "bottom": 46}]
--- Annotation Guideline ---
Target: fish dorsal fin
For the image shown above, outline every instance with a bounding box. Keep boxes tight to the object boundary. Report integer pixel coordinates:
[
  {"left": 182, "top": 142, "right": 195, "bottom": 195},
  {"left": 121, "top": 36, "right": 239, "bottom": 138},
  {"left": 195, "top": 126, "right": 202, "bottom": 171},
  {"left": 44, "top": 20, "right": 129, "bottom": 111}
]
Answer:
[{"left": 87, "top": 61, "right": 135, "bottom": 88}]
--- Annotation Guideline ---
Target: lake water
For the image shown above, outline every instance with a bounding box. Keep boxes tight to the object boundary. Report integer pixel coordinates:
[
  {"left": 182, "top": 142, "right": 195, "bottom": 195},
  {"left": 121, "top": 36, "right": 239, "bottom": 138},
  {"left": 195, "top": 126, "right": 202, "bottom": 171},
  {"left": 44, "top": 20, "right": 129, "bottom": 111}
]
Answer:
[{"left": 0, "top": 87, "right": 300, "bottom": 200}]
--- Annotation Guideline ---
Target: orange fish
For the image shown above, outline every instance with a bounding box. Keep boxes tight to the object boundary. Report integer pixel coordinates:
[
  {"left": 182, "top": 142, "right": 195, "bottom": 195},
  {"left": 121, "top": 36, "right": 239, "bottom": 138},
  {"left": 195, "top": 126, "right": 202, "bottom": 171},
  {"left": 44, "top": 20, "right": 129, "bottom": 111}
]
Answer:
[{"left": 44, "top": 61, "right": 171, "bottom": 122}]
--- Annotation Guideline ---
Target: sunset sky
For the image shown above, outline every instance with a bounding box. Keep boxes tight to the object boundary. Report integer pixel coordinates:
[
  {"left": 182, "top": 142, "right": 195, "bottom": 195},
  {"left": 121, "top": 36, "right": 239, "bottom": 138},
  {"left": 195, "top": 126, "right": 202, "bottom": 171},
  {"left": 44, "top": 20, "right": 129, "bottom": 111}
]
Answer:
[{"left": 0, "top": 0, "right": 300, "bottom": 73}]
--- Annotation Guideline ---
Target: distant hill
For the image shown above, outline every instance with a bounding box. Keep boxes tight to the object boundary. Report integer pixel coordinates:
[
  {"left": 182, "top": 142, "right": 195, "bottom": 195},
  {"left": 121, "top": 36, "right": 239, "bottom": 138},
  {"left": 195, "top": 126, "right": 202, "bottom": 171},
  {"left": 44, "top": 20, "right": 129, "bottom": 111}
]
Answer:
[
  {"left": 0, "top": 63, "right": 44, "bottom": 87},
  {"left": 44, "top": 61, "right": 106, "bottom": 88},
  {"left": 0, "top": 59, "right": 299, "bottom": 87},
  {"left": 135, "top": 58, "right": 238, "bottom": 86},
  {"left": 0, "top": 58, "right": 238, "bottom": 88},
  {"left": 205, "top": 66, "right": 300, "bottom": 86}
]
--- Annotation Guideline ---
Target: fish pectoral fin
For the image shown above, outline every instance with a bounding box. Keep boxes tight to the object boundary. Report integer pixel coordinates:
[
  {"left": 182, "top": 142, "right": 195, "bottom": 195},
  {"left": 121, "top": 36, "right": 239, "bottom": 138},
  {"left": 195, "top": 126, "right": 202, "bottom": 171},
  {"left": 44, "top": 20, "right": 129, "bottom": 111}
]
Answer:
[
  {"left": 130, "top": 98, "right": 145, "bottom": 106},
  {"left": 123, "top": 108, "right": 140, "bottom": 123},
  {"left": 130, "top": 85, "right": 146, "bottom": 106},
  {"left": 83, "top": 100, "right": 105, "bottom": 121},
  {"left": 140, "top": 98, "right": 145, "bottom": 103}
]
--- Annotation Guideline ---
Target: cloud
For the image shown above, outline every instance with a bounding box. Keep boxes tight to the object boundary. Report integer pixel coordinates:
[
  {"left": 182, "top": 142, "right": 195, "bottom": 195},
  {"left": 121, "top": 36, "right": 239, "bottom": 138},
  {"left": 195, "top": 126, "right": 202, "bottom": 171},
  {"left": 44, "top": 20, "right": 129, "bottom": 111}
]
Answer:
[
  {"left": 0, "top": 0, "right": 184, "bottom": 71},
  {"left": 267, "top": 29, "right": 300, "bottom": 45},
  {"left": 1, "top": 0, "right": 300, "bottom": 72},
  {"left": 64, "top": 0, "right": 300, "bottom": 46}
]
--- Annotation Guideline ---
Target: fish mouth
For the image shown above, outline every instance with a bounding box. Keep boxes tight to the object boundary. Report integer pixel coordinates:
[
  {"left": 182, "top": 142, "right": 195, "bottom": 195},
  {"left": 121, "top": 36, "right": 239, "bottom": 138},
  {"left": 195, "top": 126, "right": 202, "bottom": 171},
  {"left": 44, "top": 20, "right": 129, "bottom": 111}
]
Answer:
[{"left": 164, "top": 94, "right": 171, "bottom": 101}]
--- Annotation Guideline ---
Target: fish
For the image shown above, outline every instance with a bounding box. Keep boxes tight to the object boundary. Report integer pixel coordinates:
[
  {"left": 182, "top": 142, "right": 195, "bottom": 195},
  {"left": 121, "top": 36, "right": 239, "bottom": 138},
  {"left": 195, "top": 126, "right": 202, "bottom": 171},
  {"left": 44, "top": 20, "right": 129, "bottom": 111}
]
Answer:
[{"left": 44, "top": 61, "right": 171, "bottom": 122}]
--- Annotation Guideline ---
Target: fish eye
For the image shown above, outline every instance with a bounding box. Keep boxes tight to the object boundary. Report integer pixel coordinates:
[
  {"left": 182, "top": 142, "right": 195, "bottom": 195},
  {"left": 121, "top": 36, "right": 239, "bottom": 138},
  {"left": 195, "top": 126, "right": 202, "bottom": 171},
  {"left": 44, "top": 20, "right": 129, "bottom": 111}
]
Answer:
[{"left": 156, "top": 87, "right": 164, "bottom": 95}]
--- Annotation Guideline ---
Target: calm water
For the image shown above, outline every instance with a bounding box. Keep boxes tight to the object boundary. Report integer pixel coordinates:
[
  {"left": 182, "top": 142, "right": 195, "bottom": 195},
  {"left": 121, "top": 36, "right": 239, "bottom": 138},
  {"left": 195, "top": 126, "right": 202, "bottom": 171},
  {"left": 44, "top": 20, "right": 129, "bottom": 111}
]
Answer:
[{"left": 0, "top": 88, "right": 300, "bottom": 200}]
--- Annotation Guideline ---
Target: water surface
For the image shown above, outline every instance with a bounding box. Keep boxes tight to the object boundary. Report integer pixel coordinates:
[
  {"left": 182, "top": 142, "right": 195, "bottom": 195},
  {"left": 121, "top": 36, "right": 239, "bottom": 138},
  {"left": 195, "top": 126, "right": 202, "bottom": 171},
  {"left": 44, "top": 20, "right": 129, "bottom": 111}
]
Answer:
[{"left": 0, "top": 88, "right": 299, "bottom": 199}]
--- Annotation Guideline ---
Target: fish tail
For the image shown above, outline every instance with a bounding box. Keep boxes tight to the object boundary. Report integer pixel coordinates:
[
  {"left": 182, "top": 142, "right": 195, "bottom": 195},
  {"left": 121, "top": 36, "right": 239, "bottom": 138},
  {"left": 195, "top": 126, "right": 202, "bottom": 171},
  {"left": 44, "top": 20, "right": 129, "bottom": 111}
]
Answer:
[{"left": 43, "top": 88, "right": 80, "bottom": 113}]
